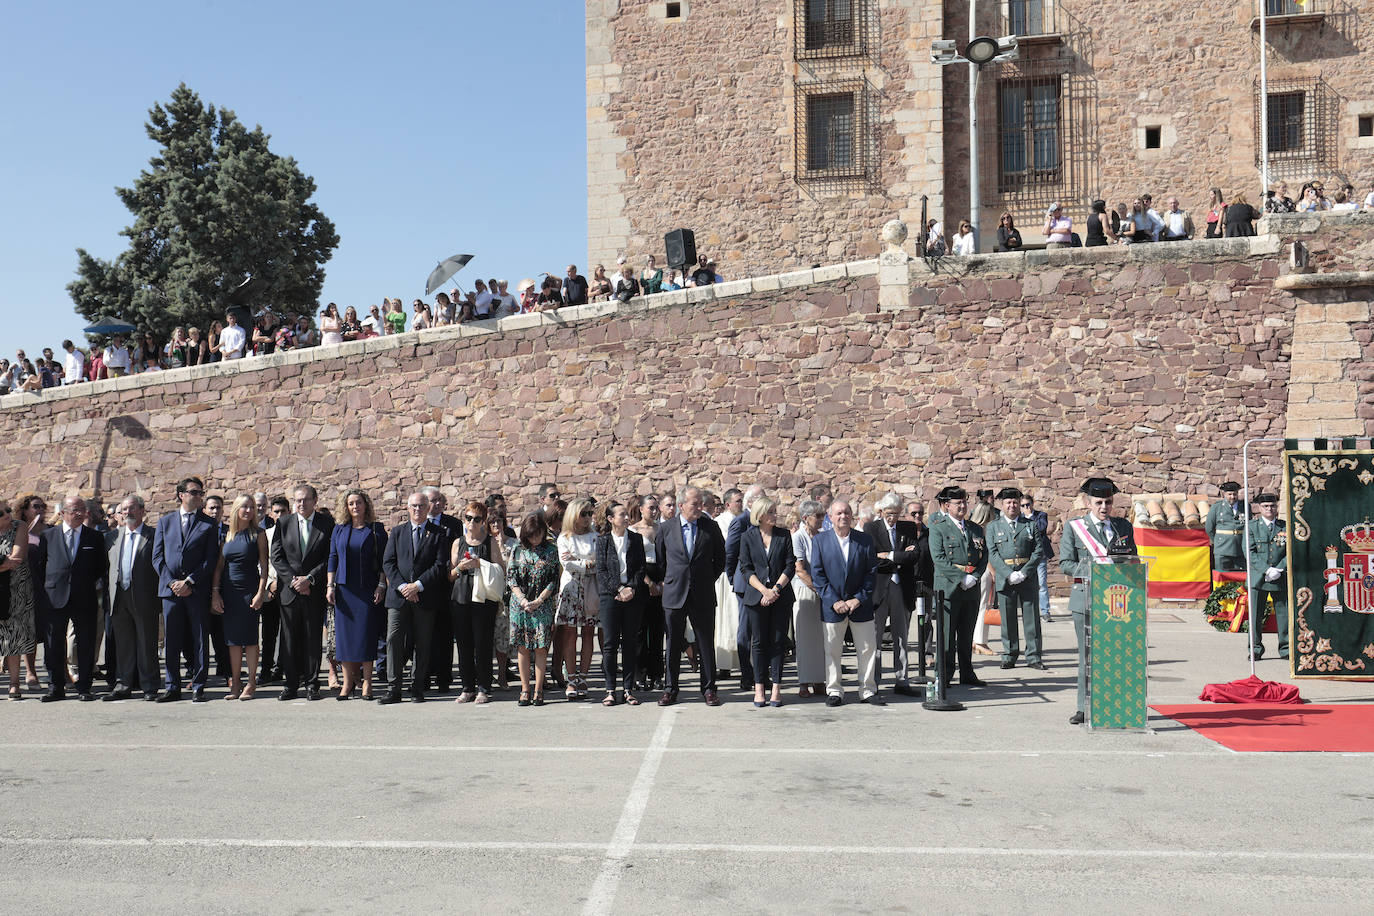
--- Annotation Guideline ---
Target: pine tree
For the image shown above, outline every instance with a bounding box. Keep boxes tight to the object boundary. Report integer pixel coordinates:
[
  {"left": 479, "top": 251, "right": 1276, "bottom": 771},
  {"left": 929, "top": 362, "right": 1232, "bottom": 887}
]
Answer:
[{"left": 68, "top": 84, "right": 339, "bottom": 342}]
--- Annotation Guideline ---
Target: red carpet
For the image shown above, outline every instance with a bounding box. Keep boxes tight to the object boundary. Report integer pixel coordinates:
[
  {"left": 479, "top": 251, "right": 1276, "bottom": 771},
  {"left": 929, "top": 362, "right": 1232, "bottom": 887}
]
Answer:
[{"left": 1151, "top": 704, "right": 1374, "bottom": 752}]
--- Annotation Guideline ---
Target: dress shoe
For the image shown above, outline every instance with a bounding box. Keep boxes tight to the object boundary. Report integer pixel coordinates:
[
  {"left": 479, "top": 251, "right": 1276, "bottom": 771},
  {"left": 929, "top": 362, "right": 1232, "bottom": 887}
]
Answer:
[
  {"left": 657, "top": 689, "right": 678, "bottom": 707},
  {"left": 894, "top": 683, "right": 919, "bottom": 697},
  {"left": 1000, "top": 659, "right": 1016, "bottom": 669},
  {"left": 155, "top": 688, "right": 182, "bottom": 703},
  {"left": 307, "top": 685, "right": 322, "bottom": 701},
  {"left": 825, "top": 694, "right": 843, "bottom": 707},
  {"left": 377, "top": 691, "right": 402, "bottom": 706},
  {"left": 191, "top": 688, "right": 207, "bottom": 703},
  {"left": 77, "top": 692, "right": 96, "bottom": 702},
  {"left": 1027, "top": 661, "right": 1048, "bottom": 670},
  {"left": 861, "top": 694, "right": 886, "bottom": 706},
  {"left": 961, "top": 675, "right": 987, "bottom": 687},
  {"left": 277, "top": 688, "right": 299, "bottom": 701},
  {"left": 102, "top": 687, "right": 133, "bottom": 702},
  {"left": 1069, "top": 711, "right": 1085, "bottom": 725},
  {"left": 40, "top": 689, "right": 66, "bottom": 703},
  {"left": 704, "top": 690, "right": 722, "bottom": 706},
  {"left": 410, "top": 691, "right": 427, "bottom": 704},
  {"left": 143, "top": 692, "right": 158, "bottom": 702},
  {"left": 336, "top": 692, "right": 350, "bottom": 701},
  {"left": 768, "top": 699, "right": 782, "bottom": 708}
]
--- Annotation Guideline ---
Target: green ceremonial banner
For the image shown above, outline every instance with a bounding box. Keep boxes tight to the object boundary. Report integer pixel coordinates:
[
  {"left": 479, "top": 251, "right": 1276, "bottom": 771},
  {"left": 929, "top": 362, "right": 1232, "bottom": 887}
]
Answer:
[
  {"left": 1284, "top": 449, "right": 1374, "bottom": 679},
  {"left": 1089, "top": 559, "right": 1149, "bottom": 729}
]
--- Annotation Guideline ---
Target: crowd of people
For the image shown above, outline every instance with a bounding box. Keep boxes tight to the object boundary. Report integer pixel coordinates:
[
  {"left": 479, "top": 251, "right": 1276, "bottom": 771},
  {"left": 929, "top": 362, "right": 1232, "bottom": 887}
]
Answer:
[
  {"left": 1, "top": 475, "right": 1139, "bottom": 722},
  {"left": 3, "top": 255, "right": 726, "bottom": 397},
  {"left": 918, "top": 179, "right": 1370, "bottom": 255}
]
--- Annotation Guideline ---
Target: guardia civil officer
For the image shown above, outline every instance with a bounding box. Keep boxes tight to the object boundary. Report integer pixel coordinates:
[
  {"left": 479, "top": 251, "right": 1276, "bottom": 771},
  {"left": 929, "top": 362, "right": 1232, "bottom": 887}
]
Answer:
[
  {"left": 1205, "top": 481, "right": 1246, "bottom": 573},
  {"left": 985, "top": 487, "right": 1045, "bottom": 670},
  {"left": 928, "top": 485, "right": 988, "bottom": 689},
  {"left": 1247, "top": 493, "right": 1288, "bottom": 661}
]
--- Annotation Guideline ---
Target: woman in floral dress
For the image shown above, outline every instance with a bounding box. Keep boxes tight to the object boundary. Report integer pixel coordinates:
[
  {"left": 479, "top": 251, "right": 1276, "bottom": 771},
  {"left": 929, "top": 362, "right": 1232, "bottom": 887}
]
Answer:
[
  {"left": 556, "top": 498, "right": 599, "bottom": 700},
  {"left": 0, "top": 498, "right": 36, "bottom": 699},
  {"left": 508, "top": 513, "right": 561, "bottom": 706}
]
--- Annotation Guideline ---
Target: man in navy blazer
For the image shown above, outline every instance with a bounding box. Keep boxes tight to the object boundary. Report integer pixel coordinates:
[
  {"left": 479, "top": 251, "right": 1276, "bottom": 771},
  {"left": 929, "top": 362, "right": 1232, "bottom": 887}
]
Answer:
[
  {"left": 36, "top": 496, "right": 109, "bottom": 701},
  {"left": 379, "top": 491, "right": 450, "bottom": 704},
  {"left": 810, "top": 499, "right": 880, "bottom": 706},
  {"left": 652, "top": 486, "right": 727, "bottom": 706},
  {"left": 152, "top": 477, "right": 220, "bottom": 702}
]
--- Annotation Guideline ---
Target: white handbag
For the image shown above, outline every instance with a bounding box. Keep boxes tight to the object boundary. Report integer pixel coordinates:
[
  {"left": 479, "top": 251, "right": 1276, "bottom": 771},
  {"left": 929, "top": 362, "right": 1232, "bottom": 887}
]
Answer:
[{"left": 472, "top": 558, "right": 507, "bottom": 603}]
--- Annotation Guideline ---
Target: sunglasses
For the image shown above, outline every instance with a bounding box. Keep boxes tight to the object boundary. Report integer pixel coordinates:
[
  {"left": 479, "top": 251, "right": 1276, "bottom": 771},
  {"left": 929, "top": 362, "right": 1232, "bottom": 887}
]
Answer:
[
  {"left": 463, "top": 515, "right": 483, "bottom": 522},
  {"left": 545, "top": 493, "right": 561, "bottom": 499},
  {"left": 184, "top": 489, "right": 204, "bottom": 497}
]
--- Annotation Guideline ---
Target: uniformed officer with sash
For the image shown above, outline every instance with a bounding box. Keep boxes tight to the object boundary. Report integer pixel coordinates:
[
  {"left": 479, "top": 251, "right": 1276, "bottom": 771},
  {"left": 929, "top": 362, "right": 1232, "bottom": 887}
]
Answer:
[
  {"left": 986, "top": 487, "right": 1045, "bottom": 671},
  {"left": 1058, "top": 478, "right": 1138, "bottom": 726},
  {"left": 928, "top": 485, "right": 988, "bottom": 689},
  {"left": 1205, "top": 481, "right": 1246, "bottom": 573},
  {"left": 1247, "top": 493, "right": 1288, "bottom": 661}
]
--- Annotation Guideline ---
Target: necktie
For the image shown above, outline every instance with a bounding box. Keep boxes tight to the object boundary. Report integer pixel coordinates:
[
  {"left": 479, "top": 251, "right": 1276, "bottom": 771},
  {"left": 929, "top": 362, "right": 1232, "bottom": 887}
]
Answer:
[
  {"left": 182, "top": 512, "right": 191, "bottom": 536},
  {"left": 121, "top": 531, "right": 135, "bottom": 590},
  {"left": 1099, "top": 520, "right": 1111, "bottom": 544},
  {"left": 888, "top": 526, "right": 899, "bottom": 582},
  {"left": 412, "top": 524, "right": 421, "bottom": 555},
  {"left": 300, "top": 517, "right": 309, "bottom": 552},
  {"left": 66, "top": 527, "right": 77, "bottom": 562},
  {"left": 683, "top": 521, "right": 694, "bottom": 555}
]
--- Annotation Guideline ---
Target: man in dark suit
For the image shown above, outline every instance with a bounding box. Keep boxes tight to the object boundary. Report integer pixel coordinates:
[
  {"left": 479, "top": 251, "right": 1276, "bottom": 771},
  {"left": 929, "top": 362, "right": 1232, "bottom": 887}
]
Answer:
[
  {"left": 864, "top": 492, "right": 923, "bottom": 696},
  {"left": 380, "top": 491, "right": 449, "bottom": 704},
  {"left": 36, "top": 496, "right": 109, "bottom": 701},
  {"left": 422, "top": 486, "right": 460, "bottom": 692},
  {"left": 104, "top": 495, "right": 160, "bottom": 700},
  {"left": 259, "top": 495, "right": 290, "bottom": 683},
  {"left": 907, "top": 500, "right": 935, "bottom": 657},
  {"left": 271, "top": 483, "right": 333, "bottom": 700},
  {"left": 152, "top": 477, "right": 220, "bottom": 702},
  {"left": 811, "top": 499, "right": 879, "bottom": 706},
  {"left": 653, "top": 486, "right": 727, "bottom": 706},
  {"left": 202, "top": 493, "right": 231, "bottom": 683}
]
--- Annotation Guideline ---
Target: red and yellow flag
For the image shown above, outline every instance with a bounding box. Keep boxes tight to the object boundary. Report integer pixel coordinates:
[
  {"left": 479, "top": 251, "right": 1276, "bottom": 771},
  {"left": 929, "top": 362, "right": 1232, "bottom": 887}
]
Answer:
[{"left": 1133, "top": 527, "right": 1211, "bottom": 599}]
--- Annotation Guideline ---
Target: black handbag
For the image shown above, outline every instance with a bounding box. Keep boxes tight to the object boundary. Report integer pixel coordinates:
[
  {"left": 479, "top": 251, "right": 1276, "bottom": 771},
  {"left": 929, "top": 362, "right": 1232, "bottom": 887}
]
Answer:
[{"left": 0, "top": 570, "right": 11, "bottom": 621}]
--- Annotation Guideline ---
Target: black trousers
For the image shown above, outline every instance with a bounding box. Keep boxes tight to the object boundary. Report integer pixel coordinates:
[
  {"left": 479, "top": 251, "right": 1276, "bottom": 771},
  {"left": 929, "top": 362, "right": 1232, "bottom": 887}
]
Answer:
[
  {"left": 600, "top": 596, "right": 643, "bottom": 692},
  {"left": 387, "top": 602, "right": 435, "bottom": 694},
  {"left": 208, "top": 612, "right": 230, "bottom": 676},
  {"left": 735, "top": 591, "right": 754, "bottom": 683},
  {"left": 46, "top": 602, "right": 96, "bottom": 693},
  {"left": 942, "top": 587, "right": 979, "bottom": 680},
  {"left": 665, "top": 600, "right": 717, "bottom": 692},
  {"left": 745, "top": 599, "right": 792, "bottom": 688},
  {"left": 452, "top": 599, "right": 497, "bottom": 694},
  {"left": 259, "top": 596, "right": 282, "bottom": 672},
  {"left": 430, "top": 603, "right": 454, "bottom": 689},
  {"left": 636, "top": 593, "right": 664, "bottom": 683},
  {"left": 279, "top": 595, "right": 325, "bottom": 690},
  {"left": 110, "top": 588, "right": 160, "bottom": 694}
]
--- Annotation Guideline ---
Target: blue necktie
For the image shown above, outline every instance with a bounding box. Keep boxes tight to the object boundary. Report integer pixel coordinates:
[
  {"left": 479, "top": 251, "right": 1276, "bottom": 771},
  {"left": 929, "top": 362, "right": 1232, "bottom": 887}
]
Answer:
[
  {"left": 412, "top": 524, "right": 421, "bottom": 555},
  {"left": 682, "top": 521, "right": 694, "bottom": 555}
]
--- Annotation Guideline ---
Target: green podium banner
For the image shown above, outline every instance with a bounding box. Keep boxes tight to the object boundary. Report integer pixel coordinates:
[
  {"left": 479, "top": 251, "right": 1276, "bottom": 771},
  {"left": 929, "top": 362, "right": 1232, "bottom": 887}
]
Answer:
[
  {"left": 1283, "top": 449, "right": 1374, "bottom": 679},
  {"left": 1089, "top": 559, "right": 1149, "bottom": 729}
]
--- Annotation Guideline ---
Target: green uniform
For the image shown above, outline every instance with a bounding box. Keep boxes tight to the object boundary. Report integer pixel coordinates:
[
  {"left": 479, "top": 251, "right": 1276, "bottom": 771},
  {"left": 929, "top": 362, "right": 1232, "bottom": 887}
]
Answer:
[
  {"left": 1206, "top": 499, "right": 1247, "bottom": 572},
  {"left": 1058, "top": 514, "right": 1138, "bottom": 714},
  {"left": 986, "top": 512, "right": 1045, "bottom": 664},
  {"left": 1247, "top": 517, "right": 1289, "bottom": 659},
  {"left": 929, "top": 516, "right": 988, "bottom": 681}
]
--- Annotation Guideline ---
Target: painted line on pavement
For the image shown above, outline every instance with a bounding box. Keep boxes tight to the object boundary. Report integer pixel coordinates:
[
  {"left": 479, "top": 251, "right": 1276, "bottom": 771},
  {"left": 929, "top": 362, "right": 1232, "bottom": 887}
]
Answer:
[
  {"left": 583, "top": 707, "right": 677, "bottom": 916},
  {"left": 3, "top": 836, "right": 1373, "bottom": 862},
  {"left": 2, "top": 743, "right": 1241, "bottom": 756}
]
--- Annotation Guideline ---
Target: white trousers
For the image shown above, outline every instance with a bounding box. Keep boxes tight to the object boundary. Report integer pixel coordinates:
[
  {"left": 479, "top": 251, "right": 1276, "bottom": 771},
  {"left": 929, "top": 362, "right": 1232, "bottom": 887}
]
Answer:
[{"left": 823, "top": 619, "right": 877, "bottom": 699}]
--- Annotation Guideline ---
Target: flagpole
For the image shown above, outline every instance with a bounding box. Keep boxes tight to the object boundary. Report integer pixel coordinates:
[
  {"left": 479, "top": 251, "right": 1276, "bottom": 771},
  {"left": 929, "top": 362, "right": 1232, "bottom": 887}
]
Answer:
[{"left": 1259, "top": 0, "right": 1270, "bottom": 201}]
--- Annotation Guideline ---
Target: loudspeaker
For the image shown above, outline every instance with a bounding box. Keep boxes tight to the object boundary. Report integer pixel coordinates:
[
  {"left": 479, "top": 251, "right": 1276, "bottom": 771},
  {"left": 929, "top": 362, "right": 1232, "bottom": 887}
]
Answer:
[{"left": 664, "top": 228, "right": 697, "bottom": 269}]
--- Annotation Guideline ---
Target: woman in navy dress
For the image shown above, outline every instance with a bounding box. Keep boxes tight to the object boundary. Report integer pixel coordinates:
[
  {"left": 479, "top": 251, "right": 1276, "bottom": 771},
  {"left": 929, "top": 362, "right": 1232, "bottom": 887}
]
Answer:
[
  {"left": 326, "top": 489, "right": 387, "bottom": 700},
  {"left": 211, "top": 496, "right": 269, "bottom": 700}
]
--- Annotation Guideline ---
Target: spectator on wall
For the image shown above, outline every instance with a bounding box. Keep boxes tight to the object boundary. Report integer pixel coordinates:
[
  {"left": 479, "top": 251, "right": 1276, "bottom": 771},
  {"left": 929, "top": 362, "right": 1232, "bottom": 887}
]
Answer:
[
  {"left": 104, "top": 335, "right": 132, "bottom": 377},
  {"left": 1225, "top": 192, "right": 1261, "bottom": 237},
  {"left": 995, "top": 213, "right": 1022, "bottom": 252},
  {"left": 562, "top": 265, "right": 588, "bottom": 306},
  {"left": 61, "top": 340, "right": 85, "bottom": 383}
]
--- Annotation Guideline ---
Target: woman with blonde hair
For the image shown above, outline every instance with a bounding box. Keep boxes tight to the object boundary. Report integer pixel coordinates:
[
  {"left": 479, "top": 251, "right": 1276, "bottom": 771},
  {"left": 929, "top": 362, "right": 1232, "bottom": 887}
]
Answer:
[
  {"left": 969, "top": 500, "right": 998, "bottom": 656},
  {"left": 326, "top": 489, "right": 387, "bottom": 699},
  {"left": 448, "top": 501, "right": 505, "bottom": 704},
  {"left": 556, "top": 497, "right": 599, "bottom": 699},
  {"left": 211, "top": 496, "right": 270, "bottom": 699}
]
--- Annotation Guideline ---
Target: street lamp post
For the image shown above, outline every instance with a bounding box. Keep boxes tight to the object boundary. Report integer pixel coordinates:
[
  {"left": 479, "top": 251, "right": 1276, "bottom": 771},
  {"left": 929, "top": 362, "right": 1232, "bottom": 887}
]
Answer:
[{"left": 932, "top": 21, "right": 1017, "bottom": 254}]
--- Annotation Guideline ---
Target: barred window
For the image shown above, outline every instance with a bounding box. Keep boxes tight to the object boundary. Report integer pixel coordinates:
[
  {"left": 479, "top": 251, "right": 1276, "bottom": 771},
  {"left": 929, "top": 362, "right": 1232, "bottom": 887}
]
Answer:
[
  {"left": 1267, "top": 91, "right": 1305, "bottom": 153},
  {"left": 1253, "top": 77, "right": 1336, "bottom": 177},
  {"left": 998, "top": 78, "right": 1062, "bottom": 191},
  {"left": 804, "top": 0, "right": 854, "bottom": 51},
  {"left": 806, "top": 92, "right": 856, "bottom": 172}
]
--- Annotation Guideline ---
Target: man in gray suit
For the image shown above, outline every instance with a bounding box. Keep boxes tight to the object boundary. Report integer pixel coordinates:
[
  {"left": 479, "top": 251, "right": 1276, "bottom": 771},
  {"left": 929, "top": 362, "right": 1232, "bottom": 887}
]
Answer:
[
  {"left": 104, "top": 495, "right": 160, "bottom": 701},
  {"left": 37, "top": 496, "right": 109, "bottom": 701}
]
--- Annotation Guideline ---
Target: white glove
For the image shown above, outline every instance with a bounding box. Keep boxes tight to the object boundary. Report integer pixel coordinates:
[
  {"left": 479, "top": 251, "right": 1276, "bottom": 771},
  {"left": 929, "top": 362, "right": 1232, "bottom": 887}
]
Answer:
[
  {"left": 960, "top": 574, "right": 978, "bottom": 590},
  {"left": 1008, "top": 570, "right": 1026, "bottom": 585},
  {"left": 1264, "top": 566, "right": 1283, "bottom": 582}
]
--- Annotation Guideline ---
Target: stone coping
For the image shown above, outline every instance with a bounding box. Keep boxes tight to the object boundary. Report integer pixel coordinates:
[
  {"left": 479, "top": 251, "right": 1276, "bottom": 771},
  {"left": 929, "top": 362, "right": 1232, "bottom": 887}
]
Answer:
[
  {"left": 908, "top": 233, "right": 1281, "bottom": 277},
  {"left": 1275, "top": 270, "right": 1374, "bottom": 290}
]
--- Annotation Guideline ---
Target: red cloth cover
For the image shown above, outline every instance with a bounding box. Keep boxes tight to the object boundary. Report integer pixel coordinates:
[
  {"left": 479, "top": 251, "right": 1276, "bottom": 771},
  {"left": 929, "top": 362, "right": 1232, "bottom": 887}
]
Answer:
[{"left": 1198, "top": 675, "right": 1304, "bottom": 704}]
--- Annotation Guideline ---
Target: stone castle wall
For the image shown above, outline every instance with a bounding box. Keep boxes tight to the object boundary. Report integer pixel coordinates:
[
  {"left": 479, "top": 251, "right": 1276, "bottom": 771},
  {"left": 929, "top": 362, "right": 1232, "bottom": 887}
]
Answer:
[{"left": 10, "top": 220, "right": 1374, "bottom": 524}]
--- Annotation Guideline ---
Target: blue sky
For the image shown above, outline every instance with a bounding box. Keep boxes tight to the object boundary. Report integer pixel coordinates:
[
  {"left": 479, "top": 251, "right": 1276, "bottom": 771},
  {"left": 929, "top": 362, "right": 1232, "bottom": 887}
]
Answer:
[{"left": 0, "top": 0, "right": 587, "bottom": 363}]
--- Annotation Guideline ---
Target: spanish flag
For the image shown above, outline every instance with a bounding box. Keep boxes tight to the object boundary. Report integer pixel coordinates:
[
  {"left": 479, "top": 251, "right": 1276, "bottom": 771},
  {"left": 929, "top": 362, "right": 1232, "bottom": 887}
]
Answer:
[{"left": 1133, "top": 527, "right": 1212, "bottom": 599}]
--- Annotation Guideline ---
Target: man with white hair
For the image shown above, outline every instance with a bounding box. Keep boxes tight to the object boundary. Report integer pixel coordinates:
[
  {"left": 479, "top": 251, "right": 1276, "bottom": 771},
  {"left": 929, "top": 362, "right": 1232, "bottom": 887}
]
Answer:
[
  {"left": 864, "top": 492, "right": 922, "bottom": 695},
  {"left": 652, "top": 486, "right": 727, "bottom": 706},
  {"left": 724, "top": 484, "right": 766, "bottom": 690},
  {"left": 421, "top": 486, "right": 459, "bottom": 692},
  {"left": 811, "top": 499, "right": 880, "bottom": 705}
]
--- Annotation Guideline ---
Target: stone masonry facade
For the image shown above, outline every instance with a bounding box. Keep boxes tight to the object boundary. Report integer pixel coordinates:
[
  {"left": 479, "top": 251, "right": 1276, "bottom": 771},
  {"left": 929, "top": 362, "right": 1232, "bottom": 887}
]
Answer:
[
  {"left": 590, "top": 0, "right": 1374, "bottom": 274},
  {"left": 5, "top": 217, "right": 1373, "bottom": 525}
]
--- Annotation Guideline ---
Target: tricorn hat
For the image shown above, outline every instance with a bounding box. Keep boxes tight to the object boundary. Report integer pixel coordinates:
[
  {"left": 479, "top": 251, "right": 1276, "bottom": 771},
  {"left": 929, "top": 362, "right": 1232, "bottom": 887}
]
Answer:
[
  {"left": 1219, "top": 481, "right": 1241, "bottom": 492},
  {"left": 1079, "top": 477, "right": 1120, "bottom": 498},
  {"left": 995, "top": 487, "right": 1023, "bottom": 501},
  {"left": 1253, "top": 492, "right": 1279, "bottom": 504},
  {"left": 935, "top": 485, "right": 967, "bottom": 503}
]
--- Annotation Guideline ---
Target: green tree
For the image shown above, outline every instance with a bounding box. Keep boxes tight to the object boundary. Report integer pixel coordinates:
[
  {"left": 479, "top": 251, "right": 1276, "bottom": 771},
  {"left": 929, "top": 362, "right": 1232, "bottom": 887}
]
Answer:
[{"left": 68, "top": 83, "right": 339, "bottom": 342}]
